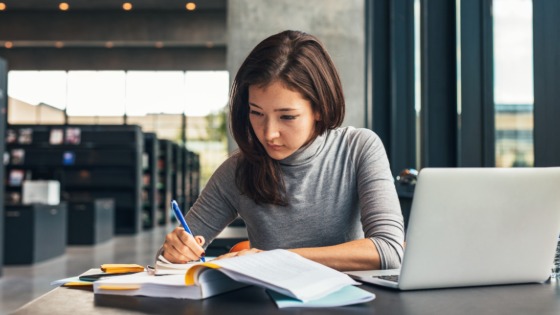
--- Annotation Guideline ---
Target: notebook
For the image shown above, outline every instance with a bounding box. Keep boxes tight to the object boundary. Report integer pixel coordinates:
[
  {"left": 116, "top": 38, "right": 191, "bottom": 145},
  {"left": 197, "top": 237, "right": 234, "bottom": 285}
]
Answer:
[
  {"left": 346, "top": 167, "right": 560, "bottom": 290},
  {"left": 94, "top": 249, "right": 373, "bottom": 306}
]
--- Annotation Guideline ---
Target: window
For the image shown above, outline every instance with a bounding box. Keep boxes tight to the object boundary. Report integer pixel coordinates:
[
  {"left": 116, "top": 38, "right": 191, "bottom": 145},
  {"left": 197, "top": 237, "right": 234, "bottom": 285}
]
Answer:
[
  {"left": 7, "top": 70, "right": 229, "bottom": 187},
  {"left": 493, "top": 0, "right": 534, "bottom": 167}
]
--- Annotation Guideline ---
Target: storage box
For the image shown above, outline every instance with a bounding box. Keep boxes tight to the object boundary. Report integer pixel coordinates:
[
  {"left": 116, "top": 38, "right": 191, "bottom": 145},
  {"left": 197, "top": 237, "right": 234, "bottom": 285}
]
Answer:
[
  {"left": 4, "top": 203, "right": 67, "bottom": 264},
  {"left": 22, "top": 180, "right": 60, "bottom": 205},
  {"left": 67, "top": 199, "right": 115, "bottom": 245}
]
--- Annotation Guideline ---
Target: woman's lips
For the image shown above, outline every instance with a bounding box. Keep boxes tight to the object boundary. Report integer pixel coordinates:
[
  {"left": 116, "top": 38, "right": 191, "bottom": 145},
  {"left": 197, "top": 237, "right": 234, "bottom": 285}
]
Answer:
[{"left": 267, "top": 143, "right": 283, "bottom": 150}]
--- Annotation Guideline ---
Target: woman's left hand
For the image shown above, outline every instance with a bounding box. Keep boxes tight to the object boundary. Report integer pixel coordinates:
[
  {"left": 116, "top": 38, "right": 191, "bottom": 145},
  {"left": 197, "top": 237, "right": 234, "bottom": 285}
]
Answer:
[{"left": 214, "top": 248, "right": 263, "bottom": 260}]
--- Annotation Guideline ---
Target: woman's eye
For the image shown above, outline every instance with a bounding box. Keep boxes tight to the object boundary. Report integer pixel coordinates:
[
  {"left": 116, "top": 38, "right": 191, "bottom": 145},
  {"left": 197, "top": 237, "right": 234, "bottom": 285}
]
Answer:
[
  {"left": 281, "top": 115, "right": 297, "bottom": 120},
  {"left": 250, "top": 110, "right": 263, "bottom": 117}
]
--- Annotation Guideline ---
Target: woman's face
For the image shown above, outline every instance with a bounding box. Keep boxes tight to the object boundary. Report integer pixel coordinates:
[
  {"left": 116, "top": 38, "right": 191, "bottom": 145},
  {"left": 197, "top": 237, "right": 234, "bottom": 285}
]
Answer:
[{"left": 248, "top": 81, "right": 319, "bottom": 160}]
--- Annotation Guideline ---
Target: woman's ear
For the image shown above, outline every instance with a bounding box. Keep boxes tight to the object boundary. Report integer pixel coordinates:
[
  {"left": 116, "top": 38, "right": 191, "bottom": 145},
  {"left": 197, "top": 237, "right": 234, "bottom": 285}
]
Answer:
[{"left": 314, "top": 111, "right": 321, "bottom": 121}]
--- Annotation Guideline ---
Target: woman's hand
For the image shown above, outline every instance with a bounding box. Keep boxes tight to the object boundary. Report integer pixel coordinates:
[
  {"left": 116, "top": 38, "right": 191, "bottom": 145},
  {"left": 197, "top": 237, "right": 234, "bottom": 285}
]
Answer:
[
  {"left": 162, "top": 227, "right": 206, "bottom": 263},
  {"left": 214, "top": 248, "right": 263, "bottom": 260}
]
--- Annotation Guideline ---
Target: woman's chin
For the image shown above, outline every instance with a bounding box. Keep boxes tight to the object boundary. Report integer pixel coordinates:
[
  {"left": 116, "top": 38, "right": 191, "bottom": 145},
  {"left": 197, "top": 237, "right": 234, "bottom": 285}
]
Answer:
[{"left": 266, "top": 149, "right": 292, "bottom": 161}]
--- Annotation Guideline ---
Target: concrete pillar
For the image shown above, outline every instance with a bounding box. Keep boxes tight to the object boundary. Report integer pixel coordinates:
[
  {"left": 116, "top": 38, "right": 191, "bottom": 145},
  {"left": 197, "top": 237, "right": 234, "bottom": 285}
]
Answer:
[{"left": 226, "top": 0, "right": 365, "bottom": 152}]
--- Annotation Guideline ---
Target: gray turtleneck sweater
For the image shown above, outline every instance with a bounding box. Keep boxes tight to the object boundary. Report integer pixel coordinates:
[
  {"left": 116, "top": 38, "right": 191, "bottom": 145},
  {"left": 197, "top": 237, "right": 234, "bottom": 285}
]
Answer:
[{"left": 184, "top": 126, "right": 404, "bottom": 269}]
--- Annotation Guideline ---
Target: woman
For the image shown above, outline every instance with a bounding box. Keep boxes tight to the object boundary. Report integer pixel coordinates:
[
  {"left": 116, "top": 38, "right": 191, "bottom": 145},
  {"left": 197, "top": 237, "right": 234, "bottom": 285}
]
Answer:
[{"left": 160, "top": 30, "right": 404, "bottom": 271}]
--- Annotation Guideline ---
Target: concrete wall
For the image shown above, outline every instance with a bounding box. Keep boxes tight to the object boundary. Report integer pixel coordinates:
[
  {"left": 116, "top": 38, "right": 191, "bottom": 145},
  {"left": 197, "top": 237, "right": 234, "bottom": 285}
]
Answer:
[{"left": 226, "top": 0, "right": 365, "bottom": 151}]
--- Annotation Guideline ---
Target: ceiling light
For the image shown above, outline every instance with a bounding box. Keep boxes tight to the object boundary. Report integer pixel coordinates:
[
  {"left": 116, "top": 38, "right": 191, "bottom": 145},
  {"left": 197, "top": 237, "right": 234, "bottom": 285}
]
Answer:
[
  {"left": 105, "top": 41, "right": 114, "bottom": 49},
  {"left": 123, "top": 3, "right": 133, "bottom": 11},
  {"left": 4, "top": 41, "right": 13, "bottom": 49},
  {"left": 59, "top": 3, "right": 69, "bottom": 11},
  {"left": 55, "top": 41, "right": 64, "bottom": 48},
  {"left": 155, "top": 42, "right": 164, "bottom": 49},
  {"left": 0, "top": 3, "right": 7, "bottom": 10},
  {"left": 186, "top": 2, "right": 196, "bottom": 11}
]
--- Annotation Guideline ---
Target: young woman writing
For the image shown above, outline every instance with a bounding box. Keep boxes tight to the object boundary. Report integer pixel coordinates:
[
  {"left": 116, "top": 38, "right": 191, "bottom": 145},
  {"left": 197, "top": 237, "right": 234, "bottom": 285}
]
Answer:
[{"left": 159, "top": 30, "right": 404, "bottom": 271}]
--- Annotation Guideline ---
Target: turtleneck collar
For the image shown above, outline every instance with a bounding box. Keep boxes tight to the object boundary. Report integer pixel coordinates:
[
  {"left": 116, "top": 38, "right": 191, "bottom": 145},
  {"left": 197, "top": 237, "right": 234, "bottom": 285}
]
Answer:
[{"left": 279, "top": 131, "right": 327, "bottom": 166}]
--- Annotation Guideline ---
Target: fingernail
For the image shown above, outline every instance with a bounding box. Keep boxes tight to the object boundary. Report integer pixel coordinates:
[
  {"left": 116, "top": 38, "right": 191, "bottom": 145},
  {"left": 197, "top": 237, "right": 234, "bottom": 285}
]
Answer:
[{"left": 201, "top": 252, "right": 205, "bottom": 257}]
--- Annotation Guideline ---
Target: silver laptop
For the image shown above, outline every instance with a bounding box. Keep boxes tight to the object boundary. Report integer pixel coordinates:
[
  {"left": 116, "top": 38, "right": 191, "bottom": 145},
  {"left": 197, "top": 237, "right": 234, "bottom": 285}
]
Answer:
[{"left": 346, "top": 167, "right": 560, "bottom": 290}]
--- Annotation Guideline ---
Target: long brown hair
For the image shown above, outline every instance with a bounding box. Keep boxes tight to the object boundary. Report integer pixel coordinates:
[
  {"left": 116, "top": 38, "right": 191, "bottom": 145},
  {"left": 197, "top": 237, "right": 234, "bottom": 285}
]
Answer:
[{"left": 230, "top": 30, "right": 345, "bottom": 206}]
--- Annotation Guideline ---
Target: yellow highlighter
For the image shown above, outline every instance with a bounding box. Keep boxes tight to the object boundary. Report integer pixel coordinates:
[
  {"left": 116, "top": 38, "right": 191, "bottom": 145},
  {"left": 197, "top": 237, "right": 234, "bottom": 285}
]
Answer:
[
  {"left": 100, "top": 264, "right": 145, "bottom": 274},
  {"left": 63, "top": 282, "right": 94, "bottom": 287}
]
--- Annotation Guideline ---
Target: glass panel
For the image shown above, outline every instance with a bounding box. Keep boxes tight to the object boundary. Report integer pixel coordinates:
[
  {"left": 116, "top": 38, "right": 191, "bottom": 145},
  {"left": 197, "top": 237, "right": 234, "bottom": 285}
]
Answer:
[
  {"left": 184, "top": 71, "right": 229, "bottom": 116},
  {"left": 67, "top": 71, "right": 126, "bottom": 116},
  {"left": 7, "top": 71, "right": 67, "bottom": 124},
  {"left": 493, "top": 0, "right": 534, "bottom": 167},
  {"left": 126, "top": 71, "right": 185, "bottom": 116}
]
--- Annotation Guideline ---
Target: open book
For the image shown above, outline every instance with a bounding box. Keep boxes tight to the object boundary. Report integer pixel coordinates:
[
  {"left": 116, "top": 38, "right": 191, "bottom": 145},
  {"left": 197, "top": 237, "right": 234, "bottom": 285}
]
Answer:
[
  {"left": 153, "top": 257, "right": 201, "bottom": 275},
  {"left": 94, "top": 249, "right": 374, "bottom": 306}
]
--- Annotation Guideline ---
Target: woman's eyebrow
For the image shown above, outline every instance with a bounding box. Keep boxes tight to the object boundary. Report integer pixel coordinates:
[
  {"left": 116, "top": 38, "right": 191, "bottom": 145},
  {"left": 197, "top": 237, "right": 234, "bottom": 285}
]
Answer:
[
  {"left": 249, "top": 103, "right": 262, "bottom": 109},
  {"left": 249, "top": 103, "right": 298, "bottom": 112}
]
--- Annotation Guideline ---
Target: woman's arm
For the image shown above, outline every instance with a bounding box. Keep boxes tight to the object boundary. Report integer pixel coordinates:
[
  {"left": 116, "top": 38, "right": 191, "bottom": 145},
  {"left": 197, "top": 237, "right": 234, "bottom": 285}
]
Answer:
[
  {"left": 159, "top": 157, "right": 240, "bottom": 264},
  {"left": 290, "top": 238, "right": 380, "bottom": 271},
  {"left": 216, "top": 238, "right": 383, "bottom": 271},
  {"left": 353, "top": 129, "right": 405, "bottom": 269}
]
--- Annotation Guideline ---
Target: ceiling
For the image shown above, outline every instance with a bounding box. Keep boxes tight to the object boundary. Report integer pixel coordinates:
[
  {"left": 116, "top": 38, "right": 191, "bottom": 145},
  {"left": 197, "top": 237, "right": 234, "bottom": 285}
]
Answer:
[
  {"left": 0, "top": 0, "right": 228, "bottom": 70},
  {"left": 0, "top": 0, "right": 227, "bottom": 11}
]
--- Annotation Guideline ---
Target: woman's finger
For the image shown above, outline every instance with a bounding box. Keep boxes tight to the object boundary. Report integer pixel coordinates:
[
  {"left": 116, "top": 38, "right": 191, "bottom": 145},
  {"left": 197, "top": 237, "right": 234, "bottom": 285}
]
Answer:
[{"left": 162, "top": 228, "right": 205, "bottom": 263}]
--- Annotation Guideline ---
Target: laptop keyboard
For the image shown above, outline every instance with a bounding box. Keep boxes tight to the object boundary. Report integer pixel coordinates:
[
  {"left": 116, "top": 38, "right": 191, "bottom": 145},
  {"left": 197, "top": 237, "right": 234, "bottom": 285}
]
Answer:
[{"left": 374, "top": 275, "right": 399, "bottom": 283}]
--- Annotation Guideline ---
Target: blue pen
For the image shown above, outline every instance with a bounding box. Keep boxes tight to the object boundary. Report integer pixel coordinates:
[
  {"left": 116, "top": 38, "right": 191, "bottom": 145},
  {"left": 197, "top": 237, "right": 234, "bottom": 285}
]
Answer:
[{"left": 171, "top": 200, "right": 205, "bottom": 262}]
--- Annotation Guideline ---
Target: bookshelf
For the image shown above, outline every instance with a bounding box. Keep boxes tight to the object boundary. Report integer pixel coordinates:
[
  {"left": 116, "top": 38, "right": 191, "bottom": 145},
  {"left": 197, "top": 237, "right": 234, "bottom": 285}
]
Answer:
[
  {"left": 171, "top": 142, "right": 185, "bottom": 212},
  {"left": 4, "top": 124, "right": 143, "bottom": 234},
  {"left": 142, "top": 132, "right": 158, "bottom": 229},
  {"left": 157, "top": 139, "right": 172, "bottom": 225},
  {"left": 185, "top": 149, "right": 201, "bottom": 209}
]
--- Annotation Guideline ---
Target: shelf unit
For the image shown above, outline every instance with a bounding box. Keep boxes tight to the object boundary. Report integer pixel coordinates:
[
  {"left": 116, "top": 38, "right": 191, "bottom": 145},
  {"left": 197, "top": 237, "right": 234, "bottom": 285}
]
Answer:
[
  {"left": 185, "top": 149, "right": 200, "bottom": 209},
  {"left": 171, "top": 142, "right": 185, "bottom": 212},
  {"left": 4, "top": 124, "right": 143, "bottom": 234},
  {"left": 157, "top": 139, "right": 172, "bottom": 225},
  {"left": 142, "top": 132, "right": 158, "bottom": 230}
]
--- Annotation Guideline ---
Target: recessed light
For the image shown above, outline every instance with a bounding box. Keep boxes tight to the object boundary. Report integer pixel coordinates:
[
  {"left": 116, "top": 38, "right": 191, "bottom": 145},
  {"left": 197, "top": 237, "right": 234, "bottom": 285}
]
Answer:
[
  {"left": 186, "top": 2, "right": 196, "bottom": 11},
  {"left": 59, "top": 2, "right": 69, "bottom": 11},
  {"left": 105, "top": 41, "right": 114, "bottom": 48},
  {"left": 4, "top": 41, "right": 13, "bottom": 49},
  {"left": 123, "top": 3, "right": 133, "bottom": 11},
  {"left": 0, "top": 3, "right": 7, "bottom": 10},
  {"left": 155, "top": 42, "right": 164, "bottom": 49},
  {"left": 55, "top": 41, "right": 64, "bottom": 48}
]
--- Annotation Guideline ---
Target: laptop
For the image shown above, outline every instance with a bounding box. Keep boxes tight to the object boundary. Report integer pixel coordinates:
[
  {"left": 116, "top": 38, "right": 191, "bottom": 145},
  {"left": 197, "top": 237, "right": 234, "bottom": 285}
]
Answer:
[{"left": 346, "top": 167, "right": 560, "bottom": 290}]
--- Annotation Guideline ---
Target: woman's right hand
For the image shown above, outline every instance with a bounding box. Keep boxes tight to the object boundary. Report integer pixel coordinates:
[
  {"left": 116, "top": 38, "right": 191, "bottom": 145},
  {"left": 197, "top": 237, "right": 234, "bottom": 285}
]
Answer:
[{"left": 162, "top": 227, "right": 206, "bottom": 263}]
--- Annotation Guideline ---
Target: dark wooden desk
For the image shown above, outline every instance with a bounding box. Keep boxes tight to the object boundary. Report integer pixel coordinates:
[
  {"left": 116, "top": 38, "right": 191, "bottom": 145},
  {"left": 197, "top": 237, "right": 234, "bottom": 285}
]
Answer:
[{"left": 12, "top": 279, "right": 560, "bottom": 315}]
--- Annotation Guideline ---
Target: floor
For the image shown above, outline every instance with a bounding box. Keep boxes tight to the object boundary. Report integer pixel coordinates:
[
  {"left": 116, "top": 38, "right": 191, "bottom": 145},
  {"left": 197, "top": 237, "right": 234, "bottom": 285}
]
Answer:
[{"left": 0, "top": 225, "right": 171, "bottom": 315}]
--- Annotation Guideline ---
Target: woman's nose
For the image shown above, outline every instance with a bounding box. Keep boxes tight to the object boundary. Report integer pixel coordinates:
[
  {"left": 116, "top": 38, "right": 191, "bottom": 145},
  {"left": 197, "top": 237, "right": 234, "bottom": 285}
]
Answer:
[{"left": 264, "top": 119, "right": 280, "bottom": 141}]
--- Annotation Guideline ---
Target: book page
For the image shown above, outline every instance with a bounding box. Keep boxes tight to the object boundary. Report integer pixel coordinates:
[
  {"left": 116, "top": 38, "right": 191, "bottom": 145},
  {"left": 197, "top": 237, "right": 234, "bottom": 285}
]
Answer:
[
  {"left": 267, "top": 285, "right": 375, "bottom": 308},
  {"left": 211, "top": 249, "right": 358, "bottom": 301},
  {"left": 155, "top": 255, "right": 214, "bottom": 274}
]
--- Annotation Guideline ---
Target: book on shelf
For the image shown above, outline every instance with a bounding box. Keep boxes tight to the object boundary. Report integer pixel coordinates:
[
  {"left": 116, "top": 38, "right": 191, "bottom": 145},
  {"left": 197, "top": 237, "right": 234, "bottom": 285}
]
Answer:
[{"left": 93, "top": 249, "right": 374, "bottom": 307}]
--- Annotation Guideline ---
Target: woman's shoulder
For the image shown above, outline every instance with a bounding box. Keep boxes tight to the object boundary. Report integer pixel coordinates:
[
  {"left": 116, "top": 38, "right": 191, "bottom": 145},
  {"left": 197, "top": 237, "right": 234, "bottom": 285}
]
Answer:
[
  {"left": 206, "top": 152, "right": 240, "bottom": 185},
  {"left": 331, "top": 126, "right": 381, "bottom": 145}
]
